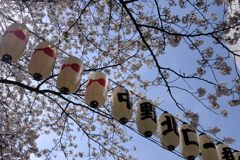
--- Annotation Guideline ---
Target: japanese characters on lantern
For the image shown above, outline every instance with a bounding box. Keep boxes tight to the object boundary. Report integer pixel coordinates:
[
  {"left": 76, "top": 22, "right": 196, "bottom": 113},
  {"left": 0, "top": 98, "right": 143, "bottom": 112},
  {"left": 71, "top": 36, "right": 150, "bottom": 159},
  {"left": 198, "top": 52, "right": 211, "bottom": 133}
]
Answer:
[
  {"left": 198, "top": 133, "right": 219, "bottom": 160},
  {"left": 216, "top": 142, "right": 234, "bottom": 160},
  {"left": 28, "top": 41, "right": 57, "bottom": 81},
  {"left": 0, "top": 23, "right": 29, "bottom": 63},
  {"left": 56, "top": 56, "right": 83, "bottom": 94},
  {"left": 157, "top": 111, "right": 179, "bottom": 150},
  {"left": 136, "top": 100, "right": 157, "bottom": 137},
  {"left": 179, "top": 123, "right": 199, "bottom": 160},
  {"left": 233, "top": 150, "right": 240, "bottom": 160},
  {"left": 85, "top": 71, "right": 108, "bottom": 108},
  {"left": 111, "top": 87, "right": 132, "bottom": 124}
]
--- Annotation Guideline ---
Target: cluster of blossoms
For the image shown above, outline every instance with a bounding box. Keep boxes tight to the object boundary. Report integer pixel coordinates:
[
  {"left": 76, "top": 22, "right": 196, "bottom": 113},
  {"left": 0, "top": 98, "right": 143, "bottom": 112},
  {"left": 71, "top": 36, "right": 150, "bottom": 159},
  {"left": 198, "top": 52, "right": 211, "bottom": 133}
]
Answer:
[
  {"left": 207, "top": 127, "right": 221, "bottom": 135},
  {"left": 228, "top": 98, "right": 240, "bottom": 107},
  {"left": 214, "top": 56, "right": 232, "bottom": 75},
  {"left": 221, "top": 110, "right": 229, "bottom": 117},
  {"left": 201, "top": 47, "right": 214, "bottom": 58},
  {"left": 208, "top": 94, "right": 220, "bottom": 110},
  {"left": 225, "top": 31, "right": 240, "bottom": 45},
  {"left": 196, "top": 67, "right": 206, "bottom": 77},
  {"left": 223, "top": 137, "right": 236, "bottom": 144},
  {"left": 214, "top": 82, "right": 233, "bottom": 97},
  {"left": 197, "top": 87, "right": 206, "bottom": 98},
  {"left": 183, "top": 110, "right": 199, "bottom": 130}
]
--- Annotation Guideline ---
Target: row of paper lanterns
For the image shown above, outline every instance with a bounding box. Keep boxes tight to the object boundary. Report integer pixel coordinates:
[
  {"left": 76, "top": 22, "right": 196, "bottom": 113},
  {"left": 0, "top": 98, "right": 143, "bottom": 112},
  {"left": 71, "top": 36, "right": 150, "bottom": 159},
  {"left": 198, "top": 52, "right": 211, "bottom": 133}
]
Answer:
[
  {"left": 0, "top": 23, "right": 86, "bottom": 94},
  {"left": 0, "top": 23, "right": 109, "bottom": 106},
  {"left": 112, "top": 87, "right": 240, "bottom": 160},
  {"left": 1, "top": 23, "right": 239, "bottom": 160},
  {"left": 114, "top": 93, "right": 240, "bottom": 160}
]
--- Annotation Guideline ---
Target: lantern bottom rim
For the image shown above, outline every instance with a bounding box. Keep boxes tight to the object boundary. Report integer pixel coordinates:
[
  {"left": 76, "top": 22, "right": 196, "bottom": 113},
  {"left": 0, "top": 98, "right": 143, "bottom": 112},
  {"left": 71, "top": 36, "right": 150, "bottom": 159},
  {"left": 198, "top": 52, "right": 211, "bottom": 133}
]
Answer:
[
  {"left": 119, "top": 118, "right": 128, "bottom": 125},
  {"left": 33, "top": 73, "right": 42, "bottom": 81},
  {"left": 167, "top": 145, "right": 175, "bottom": 151},
  {"left": 2, "top": 54, "right": 12, "bottom": 63},
  {"left": 144, "top": 131, "right": 152, "bottom": 137},
  {"left": 90, "top": 101, "right": 98, "bottom": 108},
  {"left": 60, "top": 87, "right": 69, "bottom": 94},
  {"left": 187, "top": 156, "right": 195, "bottom": 160}
]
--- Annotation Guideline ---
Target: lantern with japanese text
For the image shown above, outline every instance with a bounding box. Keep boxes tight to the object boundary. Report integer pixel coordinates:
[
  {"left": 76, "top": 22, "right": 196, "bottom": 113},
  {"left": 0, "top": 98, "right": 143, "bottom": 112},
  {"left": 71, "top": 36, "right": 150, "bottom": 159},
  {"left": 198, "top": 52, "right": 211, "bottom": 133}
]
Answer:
[
  {"left": 179, "top": 123, "right": 199, "bottom": 160},
  {"left": 0, "top": 23, "right": 29, "bottom": 63},
  {"left": 28, "top": 41, "right": 57, "bottom": 81},
  {"left": 136, "top": 100, "right": 157, "bottom": 137},
  {"left": 56, "top": 56, "right": 83, "bottom": 94},
  {"left": 233, "top": 150, "right": 240, "bottom": 160},
  {"left": 157, "top": 111, "right": 179, "bottom": 150},
  {"left": 85, "top": 71, "right": 108, "bottom": 108},
  {"left": 198, "top": 133, "right": 218, "bottom": 160},
  {"left": 111, "top": 87, "right": 132, "bottom": 125},
  {"left": 216, "top": 142, "right": 234, "bottom": 160}
]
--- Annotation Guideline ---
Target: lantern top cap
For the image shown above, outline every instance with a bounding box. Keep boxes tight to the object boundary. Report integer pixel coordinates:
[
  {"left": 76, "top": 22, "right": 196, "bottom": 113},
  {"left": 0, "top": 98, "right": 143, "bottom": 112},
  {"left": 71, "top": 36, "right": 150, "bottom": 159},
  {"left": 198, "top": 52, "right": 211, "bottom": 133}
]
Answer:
[
  {"left": 119, "top": 86, "right": 126, "bottom": 88},
  {"left": 199, "top": 132, "right": 206, "bottom": 136},
  {"left": 216, "top": 142, "right": 223, "bottom": 145},
  {"left": 163, "top": 111, "right": 168, "bottom": 113},
  {"left": 182, "top": 122, "right": 188, "bottom": 125}
]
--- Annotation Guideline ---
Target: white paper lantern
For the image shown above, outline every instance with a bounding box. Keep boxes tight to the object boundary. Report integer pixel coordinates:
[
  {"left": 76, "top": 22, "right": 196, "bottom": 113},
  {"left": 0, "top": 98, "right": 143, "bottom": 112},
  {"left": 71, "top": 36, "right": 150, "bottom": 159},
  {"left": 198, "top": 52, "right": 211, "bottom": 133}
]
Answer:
[
  {"left": 85, "top": 71, "right": 108, "bottom": 108},
  {"left": 28, "top": 41, "right": 57, "bottom": 81},
  {"left": 157, "top": 111, "right": 179, "bottom": 150},
  {"left": 198, "top": 133, "right": 219, "bottom": 160},
  {"left": 216, "top": 142, "right": 234, "bottom": 160},
  {"left": 56, "top": 56, "right": 83, "bottom": 94},
  {"left": 0, "top": 23, "right": 29, "bottom": 63},
  {"left": 179, "top": 123, "right": 199, "bottom": 160},
  {"left": 233, "top": 150, "right": 240, "bottom": 160},
  {"left": 136, "top": 100, "right": 157, "bottom": 137},
  {"left": 111, "top": 87, "right": 132, "bottom": 124}
]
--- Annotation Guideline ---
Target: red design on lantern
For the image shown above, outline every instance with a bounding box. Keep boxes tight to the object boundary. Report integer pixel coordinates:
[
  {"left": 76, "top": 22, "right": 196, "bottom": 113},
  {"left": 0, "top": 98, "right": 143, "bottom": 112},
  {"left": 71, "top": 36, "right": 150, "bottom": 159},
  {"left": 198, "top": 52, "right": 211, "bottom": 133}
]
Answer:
[
  {"left": 3, "top": 30, "right": 28, "bottom": 43},
  {"left": 33, "top": 48, "right": 56, "bottom": 60},
  {"left": 61, "top": 63, "right": 81, "bottom": 73},
  {"left": 86, "top": 78, "right": 107, "bottom": 88}
]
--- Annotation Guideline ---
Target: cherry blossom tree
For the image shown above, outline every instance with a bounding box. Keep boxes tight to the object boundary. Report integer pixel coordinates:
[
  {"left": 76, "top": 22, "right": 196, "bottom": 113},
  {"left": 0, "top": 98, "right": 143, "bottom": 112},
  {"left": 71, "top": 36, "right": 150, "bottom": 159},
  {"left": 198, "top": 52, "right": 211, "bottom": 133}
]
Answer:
[{"left": 0, "top": 0, "right": 239, "bottom": 159}]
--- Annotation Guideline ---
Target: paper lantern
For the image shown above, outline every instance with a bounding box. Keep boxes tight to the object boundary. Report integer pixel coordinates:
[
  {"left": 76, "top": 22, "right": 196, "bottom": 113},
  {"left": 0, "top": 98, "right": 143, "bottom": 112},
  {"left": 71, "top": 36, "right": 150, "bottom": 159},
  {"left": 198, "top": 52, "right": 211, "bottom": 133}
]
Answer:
[
  {"left": 157, "top": 111, "right": 179, "bottom": 150},
  {"left": 179, "top": 123, "right": 199, "bottom": 160},
  {"left": 85, "top": 71, "right": 108, "bottom": 108},
  {"left": 233, "top": 150, "right": 240, "bottom": 160},
  {"left": 111, "top": 87, "right": 132, "bottom": 125},
  {"left": 216, "top": 142, "right": 234, "bottom": 160},
  {"left": 136, "top": 100, "right": 157, "bottom": 137},
  {"left": 0, "top": 23, "right": 29, "bottom": 63},
  {"left": 28, "top": 41, "right": 57, "bottom": 81},
  {"left": 56, "top": 56, "right": 83, "bottom": 94},
  {"left": 198, "top": 133, "right": 218, "bottom": 160}
]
